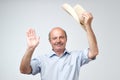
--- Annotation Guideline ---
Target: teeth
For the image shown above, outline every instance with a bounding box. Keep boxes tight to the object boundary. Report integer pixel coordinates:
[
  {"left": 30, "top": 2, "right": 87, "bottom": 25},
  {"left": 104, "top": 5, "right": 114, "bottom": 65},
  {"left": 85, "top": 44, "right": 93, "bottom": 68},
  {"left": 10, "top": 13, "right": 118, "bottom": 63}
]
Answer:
[{"left": 55, "top": 44, "right": 62, "bottom": 46}]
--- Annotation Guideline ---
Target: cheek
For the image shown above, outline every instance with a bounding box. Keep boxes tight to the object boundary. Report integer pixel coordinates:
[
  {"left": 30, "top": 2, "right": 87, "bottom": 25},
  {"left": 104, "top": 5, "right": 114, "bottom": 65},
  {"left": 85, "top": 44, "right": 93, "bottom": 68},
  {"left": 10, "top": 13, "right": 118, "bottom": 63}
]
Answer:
[
  {"left": 62, "top": 40, "right": 67, "bottom": 45},
  {"left": 50, "top": 40, "right": 55, "bottom": 45},
  {"left": 63, "top": 39, "right": 67, "bottom": 43}
]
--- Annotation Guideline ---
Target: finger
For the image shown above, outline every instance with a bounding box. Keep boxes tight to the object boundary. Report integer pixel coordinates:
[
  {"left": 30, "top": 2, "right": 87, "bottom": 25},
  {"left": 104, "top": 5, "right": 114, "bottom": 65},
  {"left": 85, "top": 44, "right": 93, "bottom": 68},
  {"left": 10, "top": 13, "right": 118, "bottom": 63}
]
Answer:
[
  {"left": 26, "top": 29, "right": 30, "bottom": 37},
  {"left": 29, "top": 28, "right": 35, "bottom": 36},
  {"left": 84, "top": 12, "right": 93, "bottom": 19},
  {"left": 27, "top": 28, "right": 36, "bottom": 37},
  {"left": 37, "top": 36, "right": 40, "bottom": 42}
]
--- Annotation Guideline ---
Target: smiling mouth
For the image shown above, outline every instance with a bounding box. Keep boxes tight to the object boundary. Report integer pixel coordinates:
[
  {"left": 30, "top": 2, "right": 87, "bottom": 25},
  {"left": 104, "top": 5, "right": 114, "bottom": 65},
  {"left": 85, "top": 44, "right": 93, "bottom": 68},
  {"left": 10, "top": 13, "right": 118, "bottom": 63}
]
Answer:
[
  {"left": 56, "top": 44, "right": 62, "bottom": 47},
  {"left": 55, "top": 43, "right": 63, "bottom": 47}
]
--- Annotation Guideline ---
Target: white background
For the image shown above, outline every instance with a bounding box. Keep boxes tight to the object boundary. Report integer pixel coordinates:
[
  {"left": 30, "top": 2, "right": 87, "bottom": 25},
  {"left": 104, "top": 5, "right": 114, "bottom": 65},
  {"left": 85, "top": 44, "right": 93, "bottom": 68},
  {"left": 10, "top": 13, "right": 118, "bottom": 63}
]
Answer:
[{"left": 0, "top": 0, "right": 120, "bottom": 80}]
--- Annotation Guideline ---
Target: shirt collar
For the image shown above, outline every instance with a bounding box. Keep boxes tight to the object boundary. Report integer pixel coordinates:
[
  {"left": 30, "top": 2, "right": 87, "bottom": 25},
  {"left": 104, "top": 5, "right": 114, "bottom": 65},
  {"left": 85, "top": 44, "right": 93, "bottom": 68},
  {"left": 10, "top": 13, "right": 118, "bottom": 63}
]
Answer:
[{"left": 49, "top": 49, "right": 70, "bottom": 58}]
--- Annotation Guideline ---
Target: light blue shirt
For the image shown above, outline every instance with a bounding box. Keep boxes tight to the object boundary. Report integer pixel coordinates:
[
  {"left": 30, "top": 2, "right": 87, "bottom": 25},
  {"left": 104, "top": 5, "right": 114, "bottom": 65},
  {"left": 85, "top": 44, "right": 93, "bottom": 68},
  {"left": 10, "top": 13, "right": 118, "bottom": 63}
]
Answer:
[{"left": 30, "top": 48, "right": 93, "bottom": 80}]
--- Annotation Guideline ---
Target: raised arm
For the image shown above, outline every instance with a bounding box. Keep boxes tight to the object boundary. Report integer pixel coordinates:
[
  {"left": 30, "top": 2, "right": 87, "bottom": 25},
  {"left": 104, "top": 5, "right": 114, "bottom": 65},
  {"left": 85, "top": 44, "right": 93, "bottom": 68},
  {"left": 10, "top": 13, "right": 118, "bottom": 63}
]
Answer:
[
  {"left": 80, "top": 12, "right": 99, "bottom": 59},
  {"left": 20, "top": 28, "right": 40, "bottom": 74}
]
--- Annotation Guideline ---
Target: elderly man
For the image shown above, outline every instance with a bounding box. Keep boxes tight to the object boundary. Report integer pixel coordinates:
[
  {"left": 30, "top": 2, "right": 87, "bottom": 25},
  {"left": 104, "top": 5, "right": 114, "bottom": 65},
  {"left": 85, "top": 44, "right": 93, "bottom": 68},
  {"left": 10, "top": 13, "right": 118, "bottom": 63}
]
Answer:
[{"left": 20, "top": 12, "right": 98, "bottom": 80}]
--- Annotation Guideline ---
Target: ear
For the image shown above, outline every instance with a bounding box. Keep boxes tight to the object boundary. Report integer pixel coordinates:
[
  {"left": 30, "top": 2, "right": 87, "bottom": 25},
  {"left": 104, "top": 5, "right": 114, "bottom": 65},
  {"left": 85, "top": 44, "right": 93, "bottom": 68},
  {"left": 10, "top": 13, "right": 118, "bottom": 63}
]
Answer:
[{"left": 49, "top": 38, "right": 51, "bottom": 43}]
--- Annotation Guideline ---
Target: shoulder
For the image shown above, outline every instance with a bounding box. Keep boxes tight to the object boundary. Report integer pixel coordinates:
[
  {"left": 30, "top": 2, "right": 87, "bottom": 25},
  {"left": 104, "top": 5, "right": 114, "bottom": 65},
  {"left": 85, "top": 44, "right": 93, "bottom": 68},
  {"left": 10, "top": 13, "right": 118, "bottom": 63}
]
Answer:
[
  {"left": 69, "top": 48, "right": 89, "bottom": 57},
  {"left": 31, "top": 53, "right": 50, "bottom": 62}
]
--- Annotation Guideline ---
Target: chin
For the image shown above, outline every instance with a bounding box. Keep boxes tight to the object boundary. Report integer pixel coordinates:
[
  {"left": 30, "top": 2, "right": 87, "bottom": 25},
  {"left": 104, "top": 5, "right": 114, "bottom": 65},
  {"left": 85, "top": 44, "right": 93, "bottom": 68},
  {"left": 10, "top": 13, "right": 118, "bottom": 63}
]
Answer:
[{"left": 55, "top": 47, "right": 64, "bottom": 51}]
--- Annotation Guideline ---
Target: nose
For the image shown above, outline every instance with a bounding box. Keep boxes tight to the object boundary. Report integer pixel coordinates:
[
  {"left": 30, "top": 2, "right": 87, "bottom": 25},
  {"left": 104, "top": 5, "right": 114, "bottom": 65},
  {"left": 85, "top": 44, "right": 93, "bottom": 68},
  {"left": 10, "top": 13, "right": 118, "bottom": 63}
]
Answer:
[{"left": 56, "top": 38, "right": 60, "bottom": 42}]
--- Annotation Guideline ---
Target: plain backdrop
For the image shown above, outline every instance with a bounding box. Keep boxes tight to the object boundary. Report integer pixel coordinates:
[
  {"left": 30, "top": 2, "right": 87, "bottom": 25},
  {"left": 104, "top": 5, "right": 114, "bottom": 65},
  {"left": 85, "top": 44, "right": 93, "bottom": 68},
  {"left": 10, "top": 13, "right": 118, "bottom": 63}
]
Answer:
[{"left": 0, "top": 0, "right": 120, "bottom": 80}]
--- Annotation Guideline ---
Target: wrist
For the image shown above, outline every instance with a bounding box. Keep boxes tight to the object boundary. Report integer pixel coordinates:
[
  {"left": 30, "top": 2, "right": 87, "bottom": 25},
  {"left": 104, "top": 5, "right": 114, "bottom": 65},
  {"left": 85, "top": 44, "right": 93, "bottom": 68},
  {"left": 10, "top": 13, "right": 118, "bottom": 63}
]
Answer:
[
  {"left": 27, "top": 46, "right": 36, "bottom": 52},
  {"left": 85, "top": 25, "right": 92, "bottom": 31}
]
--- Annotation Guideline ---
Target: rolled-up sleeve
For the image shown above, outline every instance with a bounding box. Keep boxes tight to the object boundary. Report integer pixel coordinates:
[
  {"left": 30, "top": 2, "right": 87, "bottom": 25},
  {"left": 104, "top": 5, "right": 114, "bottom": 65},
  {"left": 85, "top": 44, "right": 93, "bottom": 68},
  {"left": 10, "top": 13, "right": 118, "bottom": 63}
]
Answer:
[
  {"left": 80, "top": 48, "right": 93, "bottom": 66},
  {"left": 30, "top": 58, "right": 41, "bottom": 75}
]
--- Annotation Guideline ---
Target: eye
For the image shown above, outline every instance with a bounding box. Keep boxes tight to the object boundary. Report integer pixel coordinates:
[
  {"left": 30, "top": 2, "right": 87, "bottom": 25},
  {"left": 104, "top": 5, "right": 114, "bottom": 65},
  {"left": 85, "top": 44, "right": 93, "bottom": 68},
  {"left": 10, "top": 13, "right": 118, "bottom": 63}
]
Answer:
[
  {"left": 60, "top": 36, "right": 65, "bottom": 39},
  {"left": 52, "top": 37, "right": 57, "bottom": 40}
]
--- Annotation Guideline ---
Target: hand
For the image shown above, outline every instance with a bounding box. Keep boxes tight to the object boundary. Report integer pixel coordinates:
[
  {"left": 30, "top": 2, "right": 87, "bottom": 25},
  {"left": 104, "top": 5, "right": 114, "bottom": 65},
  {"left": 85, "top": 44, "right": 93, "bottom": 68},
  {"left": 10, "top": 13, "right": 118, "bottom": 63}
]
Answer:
[
  {"left": 26, "top": 28, "right": 40, "bottom": 49},
  {"left": 80, "top": 12, "right": 93, "bottom": 29}
]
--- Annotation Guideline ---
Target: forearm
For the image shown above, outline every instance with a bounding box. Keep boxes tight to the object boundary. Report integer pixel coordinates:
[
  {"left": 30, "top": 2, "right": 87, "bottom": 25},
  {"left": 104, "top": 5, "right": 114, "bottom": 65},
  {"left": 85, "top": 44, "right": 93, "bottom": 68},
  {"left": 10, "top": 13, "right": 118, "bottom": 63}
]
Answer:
[
  {"left": 86, "top": 26, "right": 99, "bottom": 59},
  {"left": 20, "top": 48, "right": 35, "bottom": 74}
]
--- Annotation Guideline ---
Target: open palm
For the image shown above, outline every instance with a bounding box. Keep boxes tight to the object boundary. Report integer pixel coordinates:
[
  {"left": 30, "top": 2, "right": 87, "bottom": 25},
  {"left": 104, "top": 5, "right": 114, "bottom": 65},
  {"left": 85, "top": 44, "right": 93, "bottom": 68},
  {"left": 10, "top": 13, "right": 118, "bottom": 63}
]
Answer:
[{"left": 26, "top": 28, "right": 40, "bottom": 49}]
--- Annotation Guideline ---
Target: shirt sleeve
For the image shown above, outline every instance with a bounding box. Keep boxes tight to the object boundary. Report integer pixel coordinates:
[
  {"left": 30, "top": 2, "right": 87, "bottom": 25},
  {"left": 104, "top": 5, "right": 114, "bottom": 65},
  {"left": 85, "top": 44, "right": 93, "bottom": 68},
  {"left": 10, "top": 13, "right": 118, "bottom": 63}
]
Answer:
[
  {"left": 79, "top": 48, "right": 94, "bottom": 66},
  {"left": 30, "top": 58, "right": 41, "bottom": 75}
]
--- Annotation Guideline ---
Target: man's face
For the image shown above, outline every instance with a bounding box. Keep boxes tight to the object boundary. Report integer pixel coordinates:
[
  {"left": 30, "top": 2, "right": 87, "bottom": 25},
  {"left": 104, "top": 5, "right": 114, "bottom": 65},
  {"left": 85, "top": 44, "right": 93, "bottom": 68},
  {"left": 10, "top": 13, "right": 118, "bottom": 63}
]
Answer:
[{"left": 49, "top": 28, "right": 67, "bottom": 52}]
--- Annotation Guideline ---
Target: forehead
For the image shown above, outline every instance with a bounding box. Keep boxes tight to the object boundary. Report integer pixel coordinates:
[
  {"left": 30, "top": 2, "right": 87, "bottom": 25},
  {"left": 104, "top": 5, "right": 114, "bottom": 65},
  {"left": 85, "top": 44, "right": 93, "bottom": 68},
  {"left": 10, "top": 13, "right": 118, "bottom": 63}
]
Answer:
[
  {"left": 49, "top": 28, "right": 66, "bottom": 37},
  {"left": 51, "top": 29, "right": 65, "bottom": 36}
]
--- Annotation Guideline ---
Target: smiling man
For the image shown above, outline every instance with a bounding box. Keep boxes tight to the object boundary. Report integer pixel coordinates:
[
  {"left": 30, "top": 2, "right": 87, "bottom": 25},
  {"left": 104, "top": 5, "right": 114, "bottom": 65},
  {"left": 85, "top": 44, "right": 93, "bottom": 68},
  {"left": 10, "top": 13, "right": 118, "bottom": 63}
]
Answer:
[
  {"left": 20, "top": 12, "right": 99, "bottom": 80},
  {"left": 49, "top": 27, "right": 67, "bottom": 56}
]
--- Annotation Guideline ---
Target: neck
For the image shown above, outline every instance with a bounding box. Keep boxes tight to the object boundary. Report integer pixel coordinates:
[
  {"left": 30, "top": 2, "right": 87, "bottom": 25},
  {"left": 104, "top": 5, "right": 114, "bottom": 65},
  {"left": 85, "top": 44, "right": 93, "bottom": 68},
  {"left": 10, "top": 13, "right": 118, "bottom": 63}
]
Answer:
[{"left": 53, "top": 49, "right": 65, "bottom": 56}]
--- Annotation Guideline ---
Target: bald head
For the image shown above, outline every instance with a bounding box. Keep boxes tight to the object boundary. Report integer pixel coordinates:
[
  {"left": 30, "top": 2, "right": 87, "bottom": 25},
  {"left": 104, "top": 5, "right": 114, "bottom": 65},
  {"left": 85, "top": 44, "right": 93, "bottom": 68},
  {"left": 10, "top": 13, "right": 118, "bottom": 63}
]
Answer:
[{"left": 49, "top": 27, "right": 67, "bottom": 41}]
